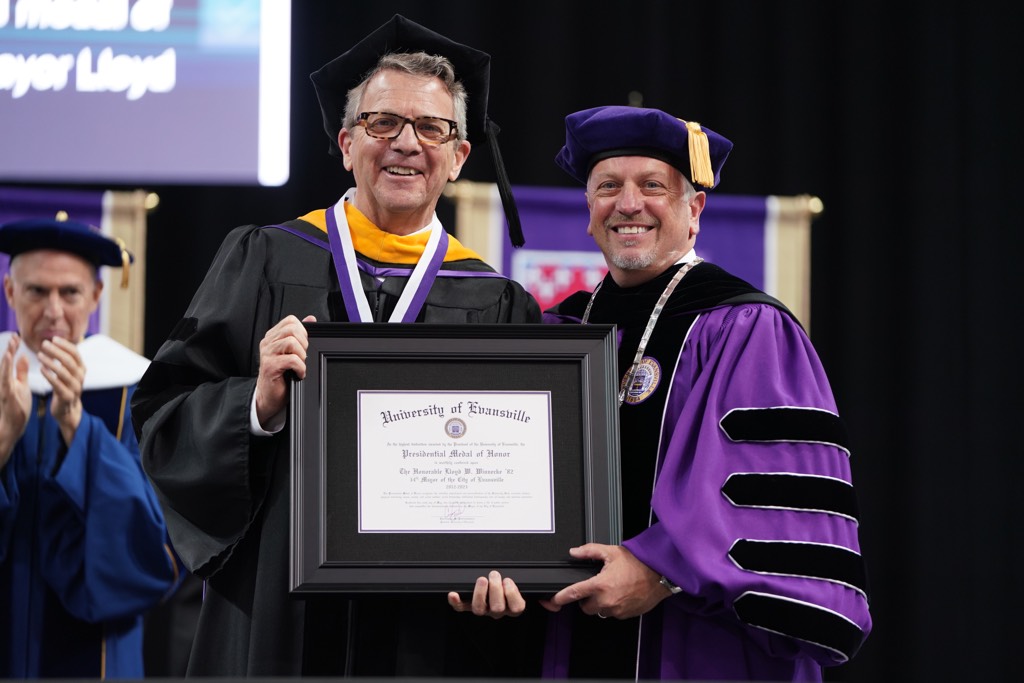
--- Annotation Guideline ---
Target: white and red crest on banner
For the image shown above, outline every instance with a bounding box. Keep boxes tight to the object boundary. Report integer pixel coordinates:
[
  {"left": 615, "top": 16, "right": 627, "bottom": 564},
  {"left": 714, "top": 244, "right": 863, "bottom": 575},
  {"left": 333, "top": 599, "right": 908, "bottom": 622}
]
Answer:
[{"left": 512, "top": 249, "right": 608, "bottom": 312}]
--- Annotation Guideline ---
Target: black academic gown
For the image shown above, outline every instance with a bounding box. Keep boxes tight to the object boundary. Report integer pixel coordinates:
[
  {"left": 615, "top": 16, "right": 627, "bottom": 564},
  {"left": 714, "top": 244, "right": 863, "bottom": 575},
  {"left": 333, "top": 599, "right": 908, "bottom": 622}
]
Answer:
[{"left": 132, "top": 218, "right": 545, "bottom": 676}]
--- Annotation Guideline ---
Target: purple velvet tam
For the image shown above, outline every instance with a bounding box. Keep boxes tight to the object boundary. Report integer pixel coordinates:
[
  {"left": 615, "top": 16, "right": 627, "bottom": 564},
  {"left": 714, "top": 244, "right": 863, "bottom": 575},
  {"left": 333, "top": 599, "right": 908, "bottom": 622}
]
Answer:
[{"left": 555, "top": 105, "right": 733, "bottom": 190}]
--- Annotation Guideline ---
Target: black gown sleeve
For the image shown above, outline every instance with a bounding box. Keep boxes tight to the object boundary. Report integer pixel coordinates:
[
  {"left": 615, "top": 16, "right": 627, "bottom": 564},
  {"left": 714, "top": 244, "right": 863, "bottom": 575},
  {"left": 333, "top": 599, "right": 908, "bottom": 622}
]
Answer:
[{"left": 131, "top": 224, "right": 332, "bottom": 576}]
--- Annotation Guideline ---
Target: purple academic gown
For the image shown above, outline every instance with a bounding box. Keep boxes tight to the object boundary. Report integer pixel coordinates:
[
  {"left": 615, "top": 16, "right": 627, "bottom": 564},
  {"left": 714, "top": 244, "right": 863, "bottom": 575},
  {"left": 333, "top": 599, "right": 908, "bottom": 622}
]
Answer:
[{"left": 542, "top": 262, "right": 871, "bottom": 681}]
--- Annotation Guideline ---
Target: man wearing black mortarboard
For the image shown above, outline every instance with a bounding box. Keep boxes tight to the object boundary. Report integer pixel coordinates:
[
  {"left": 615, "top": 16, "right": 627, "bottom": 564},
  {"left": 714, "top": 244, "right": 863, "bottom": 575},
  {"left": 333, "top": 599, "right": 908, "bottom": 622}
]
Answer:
[
  {"left": 0, "top": 217, "right": 181, "bottom": 678},
  {"left": 130, "top": 15, "right": 543, "bottom": 677}
]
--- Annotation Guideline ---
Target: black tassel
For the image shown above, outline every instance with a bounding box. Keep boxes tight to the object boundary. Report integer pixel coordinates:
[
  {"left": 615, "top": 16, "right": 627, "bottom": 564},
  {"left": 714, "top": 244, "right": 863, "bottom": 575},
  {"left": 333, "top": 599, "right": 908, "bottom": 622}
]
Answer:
[{"left": 485, "top": 117, "right": 525, "bottom": 248}]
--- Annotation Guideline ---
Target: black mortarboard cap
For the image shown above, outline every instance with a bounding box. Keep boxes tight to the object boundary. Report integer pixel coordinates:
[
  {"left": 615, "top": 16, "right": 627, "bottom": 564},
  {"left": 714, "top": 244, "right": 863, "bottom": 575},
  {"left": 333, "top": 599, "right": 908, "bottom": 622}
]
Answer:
[
  {"left": 310, "top": 14, "right": 524, "bottom": 247},
  {"left": 0, "top": 216, "right": 134, "bottom": 288}
]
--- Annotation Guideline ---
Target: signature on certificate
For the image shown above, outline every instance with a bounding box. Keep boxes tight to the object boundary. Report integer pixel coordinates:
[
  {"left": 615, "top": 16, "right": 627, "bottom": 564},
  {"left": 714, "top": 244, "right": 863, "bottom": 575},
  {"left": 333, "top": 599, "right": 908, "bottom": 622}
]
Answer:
[{"left": 441, "top": 506, "right": 467, "bottom": 522}]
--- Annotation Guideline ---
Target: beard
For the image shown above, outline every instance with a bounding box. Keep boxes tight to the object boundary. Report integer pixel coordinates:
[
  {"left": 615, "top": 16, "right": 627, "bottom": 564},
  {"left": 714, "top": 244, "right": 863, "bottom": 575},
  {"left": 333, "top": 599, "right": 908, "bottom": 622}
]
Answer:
[{"left": 608, "top": 239, "right": 658, "bottom": 271}]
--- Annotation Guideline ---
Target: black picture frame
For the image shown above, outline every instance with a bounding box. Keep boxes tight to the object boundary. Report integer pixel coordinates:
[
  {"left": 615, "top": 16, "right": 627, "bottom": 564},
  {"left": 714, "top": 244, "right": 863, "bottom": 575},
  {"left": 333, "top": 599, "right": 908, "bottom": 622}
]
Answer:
[{"left": 289, "top": 322, "right": 621, "bottom": 595}]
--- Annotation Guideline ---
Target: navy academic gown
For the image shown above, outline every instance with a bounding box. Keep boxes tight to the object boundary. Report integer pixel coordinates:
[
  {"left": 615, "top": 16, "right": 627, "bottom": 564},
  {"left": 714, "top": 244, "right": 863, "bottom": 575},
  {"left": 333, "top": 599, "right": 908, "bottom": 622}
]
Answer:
[{"left": 0, "top": 333, "right": 179, "bottom": 678}]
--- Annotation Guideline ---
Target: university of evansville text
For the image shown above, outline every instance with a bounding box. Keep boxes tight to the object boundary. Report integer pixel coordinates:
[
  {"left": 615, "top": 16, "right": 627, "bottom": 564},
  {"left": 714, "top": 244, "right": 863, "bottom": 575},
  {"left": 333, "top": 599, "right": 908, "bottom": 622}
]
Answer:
[{"left": 380, "top": 399, "right": 531, "bottom": 427}]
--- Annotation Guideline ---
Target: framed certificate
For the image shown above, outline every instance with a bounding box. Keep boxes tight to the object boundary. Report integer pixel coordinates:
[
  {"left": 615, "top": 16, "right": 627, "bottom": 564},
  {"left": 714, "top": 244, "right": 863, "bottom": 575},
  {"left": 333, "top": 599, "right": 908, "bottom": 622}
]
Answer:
[{"left": 289, "top": 322, "right": 621, "bottom": 595}]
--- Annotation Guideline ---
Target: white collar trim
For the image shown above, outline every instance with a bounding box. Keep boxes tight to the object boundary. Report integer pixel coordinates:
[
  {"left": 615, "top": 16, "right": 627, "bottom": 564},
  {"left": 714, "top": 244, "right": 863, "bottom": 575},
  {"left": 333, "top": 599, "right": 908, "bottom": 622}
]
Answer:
[{"left": 0, "top": 332, "right": 150, "bottom": 395}]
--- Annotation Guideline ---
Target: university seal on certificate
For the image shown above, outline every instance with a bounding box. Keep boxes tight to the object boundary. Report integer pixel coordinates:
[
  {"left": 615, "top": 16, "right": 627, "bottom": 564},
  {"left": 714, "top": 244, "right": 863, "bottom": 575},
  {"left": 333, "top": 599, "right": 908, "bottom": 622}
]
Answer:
[{"left": 445, "top": 417, "right": 467, "bottom": 438}]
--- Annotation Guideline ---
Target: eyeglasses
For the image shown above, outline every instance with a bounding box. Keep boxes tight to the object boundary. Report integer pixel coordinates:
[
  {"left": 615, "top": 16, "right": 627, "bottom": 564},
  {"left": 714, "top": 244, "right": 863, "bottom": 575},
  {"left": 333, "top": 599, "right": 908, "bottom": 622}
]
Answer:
[{"left": 356, "top": 111, "right": 459, "bottom": 145}]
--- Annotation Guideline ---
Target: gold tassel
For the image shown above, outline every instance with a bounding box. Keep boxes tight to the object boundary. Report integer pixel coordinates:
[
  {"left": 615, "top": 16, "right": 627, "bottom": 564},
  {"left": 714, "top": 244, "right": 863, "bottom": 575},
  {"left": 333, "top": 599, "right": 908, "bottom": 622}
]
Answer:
[
  {"left": 114, "top": 236, "right": 131, "bottom": 289},
  {"left": 685, "top": 120, "right": 715, "bottom": 189}
]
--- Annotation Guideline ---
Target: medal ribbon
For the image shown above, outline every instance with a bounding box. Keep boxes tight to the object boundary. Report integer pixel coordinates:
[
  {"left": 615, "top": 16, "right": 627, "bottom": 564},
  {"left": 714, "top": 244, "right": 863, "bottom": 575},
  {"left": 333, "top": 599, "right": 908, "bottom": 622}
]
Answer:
[
  {"left": 583, "top": 258, "right": 703, "bottom": 405},
  {"left": 326, "top": 188, "right": 449, "bottom": 322}
]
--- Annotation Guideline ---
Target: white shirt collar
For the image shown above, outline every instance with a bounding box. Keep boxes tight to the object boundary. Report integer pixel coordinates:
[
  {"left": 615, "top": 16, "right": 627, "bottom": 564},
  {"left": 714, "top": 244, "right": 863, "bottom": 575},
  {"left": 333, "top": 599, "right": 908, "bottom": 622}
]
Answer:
[{"left": 676, "top": 249, "right": 699, "bottom": 265}]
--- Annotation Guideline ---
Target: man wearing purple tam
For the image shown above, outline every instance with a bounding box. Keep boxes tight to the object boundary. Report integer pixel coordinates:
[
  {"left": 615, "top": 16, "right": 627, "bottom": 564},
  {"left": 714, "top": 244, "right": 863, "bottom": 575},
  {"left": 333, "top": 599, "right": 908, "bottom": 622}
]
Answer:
[
  {"left": 0, "top": 217, "right": 180, "bottom": 678},
  {"left": 452, "top": 106, "right": 872, "bottom": 680},
  {"left": 130, "top": 14, "right": 541, "bottom": 678}
]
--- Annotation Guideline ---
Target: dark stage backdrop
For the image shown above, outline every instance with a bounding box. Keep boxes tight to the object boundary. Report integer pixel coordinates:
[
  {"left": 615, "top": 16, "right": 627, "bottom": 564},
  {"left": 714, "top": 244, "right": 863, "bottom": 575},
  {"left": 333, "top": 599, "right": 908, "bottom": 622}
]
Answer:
[{"left": 12, "top": 2, "right": 1021, "bottom": 681}]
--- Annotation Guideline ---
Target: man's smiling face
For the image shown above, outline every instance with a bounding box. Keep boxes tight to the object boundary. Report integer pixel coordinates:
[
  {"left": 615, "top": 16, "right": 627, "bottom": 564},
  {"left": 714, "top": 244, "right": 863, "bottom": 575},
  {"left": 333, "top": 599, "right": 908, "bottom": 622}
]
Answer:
[
  {"left": 340, "top": 69, "right": 470, "bottom": 234},
  {"left": 585, "top": 155, "right": 705, "bottom": 287}
]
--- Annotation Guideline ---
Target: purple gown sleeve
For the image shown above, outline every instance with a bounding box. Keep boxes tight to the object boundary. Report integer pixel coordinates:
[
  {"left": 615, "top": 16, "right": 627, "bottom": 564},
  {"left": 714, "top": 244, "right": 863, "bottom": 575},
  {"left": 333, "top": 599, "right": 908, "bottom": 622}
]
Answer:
[{"left": 624, "top": 303, "right": 872, "bottom": 666}]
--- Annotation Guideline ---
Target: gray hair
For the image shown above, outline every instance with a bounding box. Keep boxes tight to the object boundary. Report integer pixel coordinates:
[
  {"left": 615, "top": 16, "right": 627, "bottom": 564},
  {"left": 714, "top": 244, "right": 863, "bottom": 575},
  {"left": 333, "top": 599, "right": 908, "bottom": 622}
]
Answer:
[{"left": 342, "top": 52, "right": 469, "bottom": 142}]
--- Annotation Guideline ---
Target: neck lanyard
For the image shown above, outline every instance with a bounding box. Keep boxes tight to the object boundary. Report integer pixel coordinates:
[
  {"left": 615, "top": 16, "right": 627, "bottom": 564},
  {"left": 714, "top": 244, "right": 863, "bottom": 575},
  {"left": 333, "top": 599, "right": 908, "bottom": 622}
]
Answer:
[
  {"left": 326, "top": 188, "right": 449, "bottom": 322},
  {"left": 583, "top": 258, "right": 703, "bottom": 405}
]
